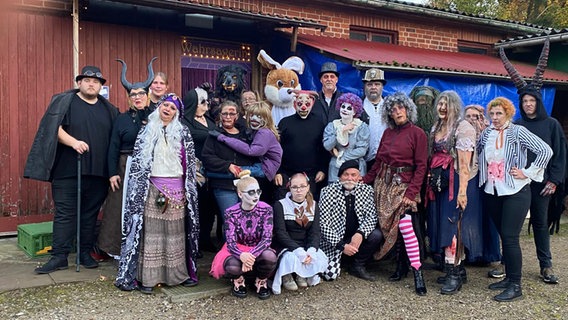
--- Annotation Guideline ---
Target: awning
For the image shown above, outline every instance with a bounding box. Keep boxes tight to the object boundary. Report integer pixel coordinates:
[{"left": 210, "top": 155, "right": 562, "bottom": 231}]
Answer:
[
  {"left": 297, "top": 33, "right": 568, "bottom": 84},
  {"left": 111, "top": 0, "right": 326, "bottom": 31}
]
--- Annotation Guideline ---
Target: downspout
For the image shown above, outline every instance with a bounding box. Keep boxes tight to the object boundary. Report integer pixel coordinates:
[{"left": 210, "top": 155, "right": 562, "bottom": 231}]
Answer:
[{"left": 73, "top": 0, "right": 79, "bottom": 87}]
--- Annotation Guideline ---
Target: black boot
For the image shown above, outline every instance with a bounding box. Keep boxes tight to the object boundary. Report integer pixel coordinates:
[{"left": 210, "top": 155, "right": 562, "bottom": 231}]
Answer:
[
  {"left": 440, "top": 265, "right": 462, "bottom": 295},
  {"left": 437, "top": 264, "right": 467, "bottom": 284},
  {"left": 413, "top": 268, "right": 427, "bottom": 296},
  {"left": 389, "top": 257, "right": 409, "bottom": 281}
]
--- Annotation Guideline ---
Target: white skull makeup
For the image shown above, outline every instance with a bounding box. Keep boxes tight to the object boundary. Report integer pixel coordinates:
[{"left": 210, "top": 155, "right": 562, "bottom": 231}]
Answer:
[
  {"left": 249, "top": 114, "right": 266, "bottom": 130},
  {"left": 295, "top": 94, "right": 314, "bottom": 119},
  {"left": 238, "top": 182, "right": 262, "bottom": 210},
  {"left": 340, "top": 103, "right": 354, "bottom": 122}
]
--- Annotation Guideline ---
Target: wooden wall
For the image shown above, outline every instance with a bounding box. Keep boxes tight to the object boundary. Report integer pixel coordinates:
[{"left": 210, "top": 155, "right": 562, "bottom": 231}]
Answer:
[{"left": 0, "top": 9, "right": 182, "bottom": 233}]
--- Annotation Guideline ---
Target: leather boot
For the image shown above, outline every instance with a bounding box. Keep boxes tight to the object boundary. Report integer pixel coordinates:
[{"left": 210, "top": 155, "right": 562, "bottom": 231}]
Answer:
[
  {"left": 413, "top": 268, "right": 427, "bottom": 296},
  {"left": 440, "top": 265, "right": 462, "bottom": 295},
  {"left": 437, "top": 264, "right": 467, "bottom": 284},
  {"left": 389, "top": 258, "right": 409, "bottom": 281}
]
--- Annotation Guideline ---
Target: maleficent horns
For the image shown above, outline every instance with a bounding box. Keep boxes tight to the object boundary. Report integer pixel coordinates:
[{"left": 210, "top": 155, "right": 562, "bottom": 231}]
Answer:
[
  {"left": 117, "top": 57, "right": 158, "bottom": 92},
  {"left": 499, "top": 38, "right": 550, "bottom": 92}
]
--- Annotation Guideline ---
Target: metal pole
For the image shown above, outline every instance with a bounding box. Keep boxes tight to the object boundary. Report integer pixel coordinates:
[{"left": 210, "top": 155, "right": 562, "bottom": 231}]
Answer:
[{"left": 76, "top": 153, "right": 82, "bottom": 272}]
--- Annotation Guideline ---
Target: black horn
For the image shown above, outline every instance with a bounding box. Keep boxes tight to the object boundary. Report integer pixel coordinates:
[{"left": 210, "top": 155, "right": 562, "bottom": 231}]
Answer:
[
  {"left": 116, "top": 58, "right": 133, "bottom": 92},
  {"left": 141, "top": 57, "right": 158, "bottom": 91}
]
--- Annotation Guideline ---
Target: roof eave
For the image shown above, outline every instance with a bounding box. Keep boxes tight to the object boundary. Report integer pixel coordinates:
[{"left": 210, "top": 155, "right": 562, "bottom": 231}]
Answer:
[
  {"left": 495, "top": 33, "right": 568, "bottom": 49},
  {"left": 336, "top": 0, "right": 545, "bottom": 34}
]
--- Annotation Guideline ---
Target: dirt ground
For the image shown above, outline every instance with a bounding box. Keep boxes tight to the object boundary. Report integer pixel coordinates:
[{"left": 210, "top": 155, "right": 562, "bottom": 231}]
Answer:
[{"left": 1, "top": 222, "right": 568, "bottom": 320}]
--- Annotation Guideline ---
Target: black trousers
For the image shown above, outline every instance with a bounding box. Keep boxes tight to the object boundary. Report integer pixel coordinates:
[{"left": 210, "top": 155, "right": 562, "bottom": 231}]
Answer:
[
  {"left": 350, "top": 228, "right": 383, "bottom": 266},
  {"left": 484, "top": 185, "right": 531, "bottom": 284},
  {"left": 529, "top": 182, "right": 553, "bottom": 269},
  {"left": 51, "top": 176, "right": 108, "bottom": 257}
]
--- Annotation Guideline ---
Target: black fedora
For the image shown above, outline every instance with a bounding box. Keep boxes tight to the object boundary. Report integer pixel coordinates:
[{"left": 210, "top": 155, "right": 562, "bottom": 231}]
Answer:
[{"left": 75, "top": 66, "right": 107, "bottom": 85}]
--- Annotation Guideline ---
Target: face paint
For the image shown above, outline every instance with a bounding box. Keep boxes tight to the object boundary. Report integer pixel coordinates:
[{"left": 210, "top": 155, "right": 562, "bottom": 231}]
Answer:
[
  {"left": 340, "top": 103, "right": 355, "bottom": 123},
  {"left": 295, "top": 94, "right": 314, "bottom": 119},
  {"left": 249, "top": 114, "right": 266, "bottom": 130},
  {"left": 238, "top": 182, "right": 261, "bottom": 210}
]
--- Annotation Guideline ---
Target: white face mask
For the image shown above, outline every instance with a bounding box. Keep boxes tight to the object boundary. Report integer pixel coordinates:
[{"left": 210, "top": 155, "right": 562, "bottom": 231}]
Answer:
[
  {"left": 340, "top": 103, "right": 355, "bottom": 122},
  {"left": 238, "top": 182, "right": 261, "bottom": 209},
  {"left": 249, "top": 114, "right": 266, "bottom": 130}
]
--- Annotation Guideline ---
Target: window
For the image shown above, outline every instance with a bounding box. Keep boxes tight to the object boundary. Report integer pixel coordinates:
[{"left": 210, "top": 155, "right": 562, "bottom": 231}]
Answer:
[
  {"left": 350, "top": 26, "right": 397, "bottom": 44},
  {"left": 457, "top": 40, "right": 492, "bottom": 55}
]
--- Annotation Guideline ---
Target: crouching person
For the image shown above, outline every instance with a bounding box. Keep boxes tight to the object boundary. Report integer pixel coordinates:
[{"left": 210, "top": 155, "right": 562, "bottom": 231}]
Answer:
[
  {"left": 210, "top": 173, "right": 277, "bottom": 299},
  {"left": 272, "top": 173, "right": 328, "bottom": 294},
  {"left": 319, "top": 160, "right": 383, "bottom": 281}
]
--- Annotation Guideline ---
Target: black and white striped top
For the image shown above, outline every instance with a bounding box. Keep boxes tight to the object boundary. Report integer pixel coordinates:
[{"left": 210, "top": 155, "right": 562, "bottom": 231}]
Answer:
[{"left": 477, "top": 123, "right": 552, "bottom": 194}]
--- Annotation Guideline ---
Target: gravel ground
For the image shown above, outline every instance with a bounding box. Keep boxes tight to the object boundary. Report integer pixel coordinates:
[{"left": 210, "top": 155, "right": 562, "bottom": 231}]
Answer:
[{"left": 2, "top": 223, "right": 568, "bottom": 320}]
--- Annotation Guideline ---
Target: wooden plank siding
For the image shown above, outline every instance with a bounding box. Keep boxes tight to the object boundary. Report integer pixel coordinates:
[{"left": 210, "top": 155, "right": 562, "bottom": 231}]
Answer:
[
  {"left": 0, "top": 12, "right": 74, "bottom": 233},
  {"left": 0, "top": 10, "right": 182, "bottom": 233}
]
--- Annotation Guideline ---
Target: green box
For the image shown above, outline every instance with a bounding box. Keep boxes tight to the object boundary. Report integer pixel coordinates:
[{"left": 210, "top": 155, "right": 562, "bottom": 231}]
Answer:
[{"left": 17, "top": 221, "right": 53, "bottom": 258}]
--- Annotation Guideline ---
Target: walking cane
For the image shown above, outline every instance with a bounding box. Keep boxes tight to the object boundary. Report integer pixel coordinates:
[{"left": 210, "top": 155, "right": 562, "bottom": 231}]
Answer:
[
  {"left": 454, "top": 208, "right": 464, "bottom": 267},
  {"left": 76, "top": 153, "right": 82, "bottom": 272}
]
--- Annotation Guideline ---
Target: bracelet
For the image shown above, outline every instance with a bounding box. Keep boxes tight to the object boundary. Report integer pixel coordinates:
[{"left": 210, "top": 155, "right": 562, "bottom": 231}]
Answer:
[{"left": 458, "top": 193, "right": 466, "bottom": 197}]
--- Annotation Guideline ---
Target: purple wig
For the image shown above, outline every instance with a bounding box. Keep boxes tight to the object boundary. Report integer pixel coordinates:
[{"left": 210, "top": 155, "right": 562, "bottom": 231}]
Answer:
[{"left": 335, "top": 93, "right": 363, "bottom": 118}]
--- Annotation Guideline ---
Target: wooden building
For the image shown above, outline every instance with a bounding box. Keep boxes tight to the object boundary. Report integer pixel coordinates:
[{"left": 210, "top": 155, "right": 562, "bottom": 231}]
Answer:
[{"left": 2, "top": 0, "right": 568, "bottom": 233}]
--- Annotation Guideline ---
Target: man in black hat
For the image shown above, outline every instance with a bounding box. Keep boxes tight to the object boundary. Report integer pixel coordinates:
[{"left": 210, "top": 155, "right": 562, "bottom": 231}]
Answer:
[
  {"left": 25, "top": 65, "right": 119, "bottom": 274},
  {"left": 318, "top": 160, "right": 383, "bottom": 281},
  {"left": 311, "top": 62, "right": 342, "bottom": 126},
  {"left": 361, "top": 68, "right": 388, "bottom": 170}
]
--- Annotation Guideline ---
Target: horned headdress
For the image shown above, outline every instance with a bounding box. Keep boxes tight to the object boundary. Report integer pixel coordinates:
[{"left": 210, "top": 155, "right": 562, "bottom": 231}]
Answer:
[
  {"left": 499, "top": 38, "right": 550, "bottom": 94},
  {"left": 116, "top": 57, "right": 158, "bottom": 92}
]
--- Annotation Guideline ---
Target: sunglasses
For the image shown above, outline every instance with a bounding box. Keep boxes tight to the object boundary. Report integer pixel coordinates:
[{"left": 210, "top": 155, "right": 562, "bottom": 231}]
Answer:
[
  {"left": 129, "top": 92, "right": 147, "bottom": 98},
  {"left": 243, "top": 189, "right": 262, "bottom": 196},
  {"left": 82, "top": 70, "right": 103, "bottom": 78}
]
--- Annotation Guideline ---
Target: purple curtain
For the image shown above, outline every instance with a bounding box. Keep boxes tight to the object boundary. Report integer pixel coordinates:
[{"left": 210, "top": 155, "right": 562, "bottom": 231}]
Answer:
[{"left": 181, "top": 68, "right": 217, "bottom": 99}]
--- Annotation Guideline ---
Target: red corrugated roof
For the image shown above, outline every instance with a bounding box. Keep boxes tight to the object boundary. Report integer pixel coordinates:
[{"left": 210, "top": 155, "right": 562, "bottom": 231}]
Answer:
[{"left": 298, "top": 34, "right": 568, "bottom": 83}]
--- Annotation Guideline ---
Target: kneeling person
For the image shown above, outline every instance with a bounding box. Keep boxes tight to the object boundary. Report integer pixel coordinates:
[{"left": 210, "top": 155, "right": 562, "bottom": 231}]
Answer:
[{"left": 319, "top": 160, "right": 383, "bottom": 281}]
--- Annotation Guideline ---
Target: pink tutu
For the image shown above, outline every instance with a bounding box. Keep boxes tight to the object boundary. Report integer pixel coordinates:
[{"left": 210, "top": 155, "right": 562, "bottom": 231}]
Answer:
[{"left": 209, "top": 243, "right": 254, "bottom": 279}]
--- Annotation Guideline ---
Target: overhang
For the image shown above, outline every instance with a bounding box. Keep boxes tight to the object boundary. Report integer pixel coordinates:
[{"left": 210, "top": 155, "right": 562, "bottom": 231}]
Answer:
[
  {"left": 297, "top": 33, "right": 568, "bottom": 84},
  {"left": 109, "top": 0, "right": 326, "bottom": 31}
]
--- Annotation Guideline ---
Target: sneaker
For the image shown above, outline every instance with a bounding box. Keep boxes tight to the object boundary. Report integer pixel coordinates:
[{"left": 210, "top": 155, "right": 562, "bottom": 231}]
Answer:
[
  {"left": 282, "top": 274, "right": 298, "bottom": 291},
  {"left": 34, "top": 256, "right": 68, "bottom": 274},
  {"left": 540, "top": 267, "right": 559, "bottom": 284},
  {"left": 255, "top": 278, "right": 271, "bottom": 300},
  {"left": 79, "top": 252, "right": 99, "bottom": 269},
  {"left": 488, "top": 264, "right": 506, "bottom": 278},
  {"left": 296, "top": 276, "right": 308, "bottom": 288}
]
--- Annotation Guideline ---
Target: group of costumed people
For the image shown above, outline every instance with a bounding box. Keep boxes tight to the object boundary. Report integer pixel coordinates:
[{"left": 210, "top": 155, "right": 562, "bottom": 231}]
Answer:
[{"left": 29, "top": 39, "right": 565, "bottom": 303}]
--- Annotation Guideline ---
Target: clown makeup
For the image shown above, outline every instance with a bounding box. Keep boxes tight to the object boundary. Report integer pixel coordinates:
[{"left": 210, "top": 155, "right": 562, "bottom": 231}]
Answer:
[
  {"left": 238, "top": 182, "right": 261, "bottom": 210},
  {"left": 249, "top": 114, "right": 266, "bottom": 130},
  {"left": 340, "top": 103, "right": 355, "bottom": 123},
  {"left": 159, "top": 101, "right": 178, "bottom": 125},
  {"left": 295, "top": 94, "right": 314, "bottom": 119}
]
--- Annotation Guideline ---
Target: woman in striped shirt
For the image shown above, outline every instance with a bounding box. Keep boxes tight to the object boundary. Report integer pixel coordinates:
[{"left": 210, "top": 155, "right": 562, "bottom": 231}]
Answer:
[{"left": 478, "top": 97, "right": 552, "bottom": 302}]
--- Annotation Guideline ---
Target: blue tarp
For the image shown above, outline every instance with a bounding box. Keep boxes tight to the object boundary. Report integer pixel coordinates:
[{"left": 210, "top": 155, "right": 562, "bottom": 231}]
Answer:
[{"left": 268, "top": 42, "right": 555, "bottom": 118}]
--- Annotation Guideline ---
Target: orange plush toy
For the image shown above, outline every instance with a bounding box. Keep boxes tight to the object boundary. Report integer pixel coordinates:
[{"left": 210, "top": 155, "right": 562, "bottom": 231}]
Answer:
[{"left": 257, "top": 50, "right": 304, "bottom": 126}]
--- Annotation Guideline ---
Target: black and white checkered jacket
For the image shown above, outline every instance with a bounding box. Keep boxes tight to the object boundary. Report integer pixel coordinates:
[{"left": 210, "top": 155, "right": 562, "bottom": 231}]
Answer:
[{"left": 318, "top": 182, "right": 378, "bottom": 280}]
